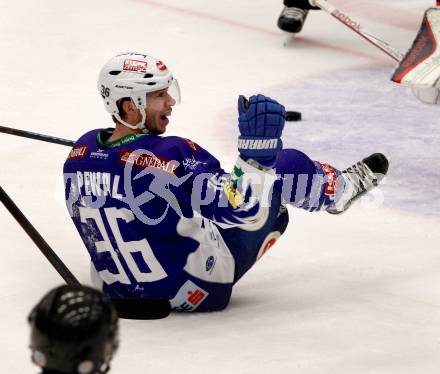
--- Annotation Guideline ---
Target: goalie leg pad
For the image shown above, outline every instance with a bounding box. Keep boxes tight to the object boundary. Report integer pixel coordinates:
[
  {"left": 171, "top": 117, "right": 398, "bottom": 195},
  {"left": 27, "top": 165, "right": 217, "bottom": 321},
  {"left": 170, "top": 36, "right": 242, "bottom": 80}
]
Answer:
[{"left": 392, "top": 8, "right": 440, "bottom": 88}]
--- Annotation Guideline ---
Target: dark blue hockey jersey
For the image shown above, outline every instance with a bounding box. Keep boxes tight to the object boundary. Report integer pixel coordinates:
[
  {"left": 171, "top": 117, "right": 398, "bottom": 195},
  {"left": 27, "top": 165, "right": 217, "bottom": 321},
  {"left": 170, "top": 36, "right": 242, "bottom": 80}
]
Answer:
[{"left": 63, "top": 129, "right": 276, "bottom": 311}]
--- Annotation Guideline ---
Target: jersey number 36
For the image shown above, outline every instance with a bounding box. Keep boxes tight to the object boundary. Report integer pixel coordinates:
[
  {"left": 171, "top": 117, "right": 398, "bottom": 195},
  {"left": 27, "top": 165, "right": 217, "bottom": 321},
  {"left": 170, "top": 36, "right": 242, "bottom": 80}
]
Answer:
[{"left": 79, "top": 207, "right": 167, "bottom": 285}]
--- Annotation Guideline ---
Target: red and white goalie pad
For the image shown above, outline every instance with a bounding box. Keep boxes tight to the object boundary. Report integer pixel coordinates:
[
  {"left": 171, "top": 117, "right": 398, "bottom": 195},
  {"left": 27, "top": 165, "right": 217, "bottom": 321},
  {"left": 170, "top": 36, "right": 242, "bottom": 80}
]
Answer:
[{"left": 391, "top": 7, "right": 440, "bottom": 104}]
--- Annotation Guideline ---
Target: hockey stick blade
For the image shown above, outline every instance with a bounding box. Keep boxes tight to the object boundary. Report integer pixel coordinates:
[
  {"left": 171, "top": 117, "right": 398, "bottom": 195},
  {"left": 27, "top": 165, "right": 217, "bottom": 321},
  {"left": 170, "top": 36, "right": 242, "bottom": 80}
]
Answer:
[
  {"left": 311, "top": 0, "right": 402, "bottom": 61},
  {"left": 110, "top": 297, "right": 171, "bottom": 320},
  {"left": 0, "top": 125, "right": 74, "bottom": 147}
]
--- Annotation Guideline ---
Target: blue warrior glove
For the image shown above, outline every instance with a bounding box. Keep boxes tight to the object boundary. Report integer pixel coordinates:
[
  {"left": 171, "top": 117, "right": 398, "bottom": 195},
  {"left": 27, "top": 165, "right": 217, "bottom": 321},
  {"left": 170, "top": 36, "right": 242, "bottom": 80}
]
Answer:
[{"left": 237, "top": 94, "right": 286, "bottom": 168}]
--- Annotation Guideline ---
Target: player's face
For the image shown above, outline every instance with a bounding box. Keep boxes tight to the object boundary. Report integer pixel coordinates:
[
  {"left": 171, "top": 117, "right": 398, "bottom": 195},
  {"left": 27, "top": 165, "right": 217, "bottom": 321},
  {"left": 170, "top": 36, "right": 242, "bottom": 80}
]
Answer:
[{"left": 144, "top": 89, "right": 176, "bottom": 134}]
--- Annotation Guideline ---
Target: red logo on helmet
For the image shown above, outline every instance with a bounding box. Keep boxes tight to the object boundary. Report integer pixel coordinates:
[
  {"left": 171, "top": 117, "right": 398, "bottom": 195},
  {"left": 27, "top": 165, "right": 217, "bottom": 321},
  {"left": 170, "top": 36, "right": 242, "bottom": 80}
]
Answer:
[
  {"left": 156, "top": 60, "right": 167, "bottom": 71},
  {"left": 123, "top": 59, "right": 148, "bottom": 73}
]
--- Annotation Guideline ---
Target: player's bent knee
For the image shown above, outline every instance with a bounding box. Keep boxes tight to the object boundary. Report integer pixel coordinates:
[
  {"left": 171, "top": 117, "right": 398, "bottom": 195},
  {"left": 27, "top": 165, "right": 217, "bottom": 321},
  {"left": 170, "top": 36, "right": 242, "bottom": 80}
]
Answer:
[{"left": 275, "top": 148, "right": 316, "bottom": 175}]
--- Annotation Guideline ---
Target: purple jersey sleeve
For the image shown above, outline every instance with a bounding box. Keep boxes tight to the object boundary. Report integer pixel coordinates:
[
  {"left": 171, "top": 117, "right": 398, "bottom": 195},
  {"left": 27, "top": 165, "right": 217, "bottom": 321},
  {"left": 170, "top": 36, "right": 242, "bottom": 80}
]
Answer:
[{"left": 128, "top": 135, "right": 276, "bottom": 228}]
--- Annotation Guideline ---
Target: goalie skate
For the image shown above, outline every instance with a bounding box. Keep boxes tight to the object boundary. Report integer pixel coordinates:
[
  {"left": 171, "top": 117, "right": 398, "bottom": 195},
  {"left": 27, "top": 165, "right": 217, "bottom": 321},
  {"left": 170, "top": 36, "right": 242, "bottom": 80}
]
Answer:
[
  {"left": 277, "top": 7, "right": 309, "bottom": 33},
  {"left": 326, "top": 153, "right": 389, "bottom": 215}
]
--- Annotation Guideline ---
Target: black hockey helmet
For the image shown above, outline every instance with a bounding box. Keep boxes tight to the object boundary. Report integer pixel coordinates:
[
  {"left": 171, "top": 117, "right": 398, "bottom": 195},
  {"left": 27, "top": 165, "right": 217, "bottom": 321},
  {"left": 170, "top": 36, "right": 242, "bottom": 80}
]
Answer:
[{"left": 28, "top": 284, "right": 119, "bottom": 374}]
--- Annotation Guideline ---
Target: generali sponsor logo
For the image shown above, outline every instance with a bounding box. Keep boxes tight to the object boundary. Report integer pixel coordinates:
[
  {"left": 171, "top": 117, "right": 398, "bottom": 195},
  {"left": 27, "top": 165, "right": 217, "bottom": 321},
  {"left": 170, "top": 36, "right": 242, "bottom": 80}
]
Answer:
[
  {"left": 68, "top": 145, "right": 88, "bottom": 160},
  {"left": 119, "top": 150, "right": 178, "bottom": 174},
  {"left": 123, "top": 59, "right": 148, "bottom": 73}
]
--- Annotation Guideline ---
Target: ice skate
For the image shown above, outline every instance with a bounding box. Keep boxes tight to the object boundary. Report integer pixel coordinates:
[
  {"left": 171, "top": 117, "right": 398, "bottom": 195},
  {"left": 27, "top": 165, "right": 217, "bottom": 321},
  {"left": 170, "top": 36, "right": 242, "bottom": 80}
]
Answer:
[
  {"left": 277, "top": 6, "right": 309, "bottom": 33},
  {"left": 327, "top": 153, "right": 389, "bottom": 214}
]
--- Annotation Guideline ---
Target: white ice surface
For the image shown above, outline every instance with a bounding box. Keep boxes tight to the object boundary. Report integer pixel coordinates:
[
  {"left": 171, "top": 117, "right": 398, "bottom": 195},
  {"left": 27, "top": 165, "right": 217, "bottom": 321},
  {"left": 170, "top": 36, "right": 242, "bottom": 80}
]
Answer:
[{"left": 0, "top": 0, "right": 439, "bottom": 373}]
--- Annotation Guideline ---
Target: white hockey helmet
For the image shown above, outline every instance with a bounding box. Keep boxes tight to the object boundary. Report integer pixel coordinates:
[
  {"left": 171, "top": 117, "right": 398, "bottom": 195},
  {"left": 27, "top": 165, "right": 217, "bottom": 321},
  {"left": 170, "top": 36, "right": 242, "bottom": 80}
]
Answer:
[{"left": 97, "top": 52, "right": 181, "bottom": 132}]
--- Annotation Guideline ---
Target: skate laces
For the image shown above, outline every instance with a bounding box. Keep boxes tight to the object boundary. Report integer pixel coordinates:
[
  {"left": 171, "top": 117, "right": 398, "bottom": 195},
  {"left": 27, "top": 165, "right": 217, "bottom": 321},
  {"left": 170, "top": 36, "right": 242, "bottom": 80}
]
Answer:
[
  {"left": 343, "top": 161, "right": 378, "bottom": 196},
  {"left": 281, "top": 7, "right": 307, "bottom": 20},
  {"left": 326, "top": 161, "right": 377, "bottom": 214}
]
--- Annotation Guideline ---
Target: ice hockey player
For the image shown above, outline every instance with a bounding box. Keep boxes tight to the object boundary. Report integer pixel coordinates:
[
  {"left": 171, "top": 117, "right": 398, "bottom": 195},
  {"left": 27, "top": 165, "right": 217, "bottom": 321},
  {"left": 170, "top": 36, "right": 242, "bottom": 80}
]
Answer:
[
  {"left": 63, "top": 52, "right": 388, "bottom": 313},
  {"left": 278, "top": 0, "right": 320, "bottom": 34},
  {"left": 28, "top": 284, "right": 119, "bottom": 374}
]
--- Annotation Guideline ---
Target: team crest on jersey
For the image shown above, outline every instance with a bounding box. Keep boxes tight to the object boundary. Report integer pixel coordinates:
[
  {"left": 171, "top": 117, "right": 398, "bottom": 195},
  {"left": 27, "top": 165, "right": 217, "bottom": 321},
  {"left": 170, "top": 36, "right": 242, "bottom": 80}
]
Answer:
[
  {"left": 68, "top": 145, "right": 88, "bottom": 160},
  {"left": 123, "top": 59, "right": 148, "bottom": 73},
  {"left": 182, "top": 156, "right": 205, "bottom": 171},
  {"left": 119, "top": 150, "right": 178, "bottom": 174},
  {"left": 318, "top": 162, "right": 339, "bottom": 197},
  {"left": 170, "top": 280, "right": 209, "bottom": 311}
]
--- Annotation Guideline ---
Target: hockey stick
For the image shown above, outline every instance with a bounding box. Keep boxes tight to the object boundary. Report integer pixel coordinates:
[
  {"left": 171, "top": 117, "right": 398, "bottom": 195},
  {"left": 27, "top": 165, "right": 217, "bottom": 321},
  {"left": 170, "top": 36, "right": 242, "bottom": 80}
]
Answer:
[
  {"left": 0, "top": 185, "right": 171, "bottom": 319},
  {"left": 0, "top": 185, "right": 80, "bottom": 286},
  {"left": 0, "top": 125, "right": 74, "bottom": 147},
  {"left": 310, "top": 0, "right": 402, "bottom": 61},
  {"left": 311, "top": 0, "right": 440, "bottom": 104}
]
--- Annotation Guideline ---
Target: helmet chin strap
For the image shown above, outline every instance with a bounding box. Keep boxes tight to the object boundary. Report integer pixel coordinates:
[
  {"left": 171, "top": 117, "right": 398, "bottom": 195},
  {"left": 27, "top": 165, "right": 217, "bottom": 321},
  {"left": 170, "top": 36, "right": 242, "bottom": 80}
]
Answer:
[{"left": 113, "top": 110, "right": 149, "bottom": 134}]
